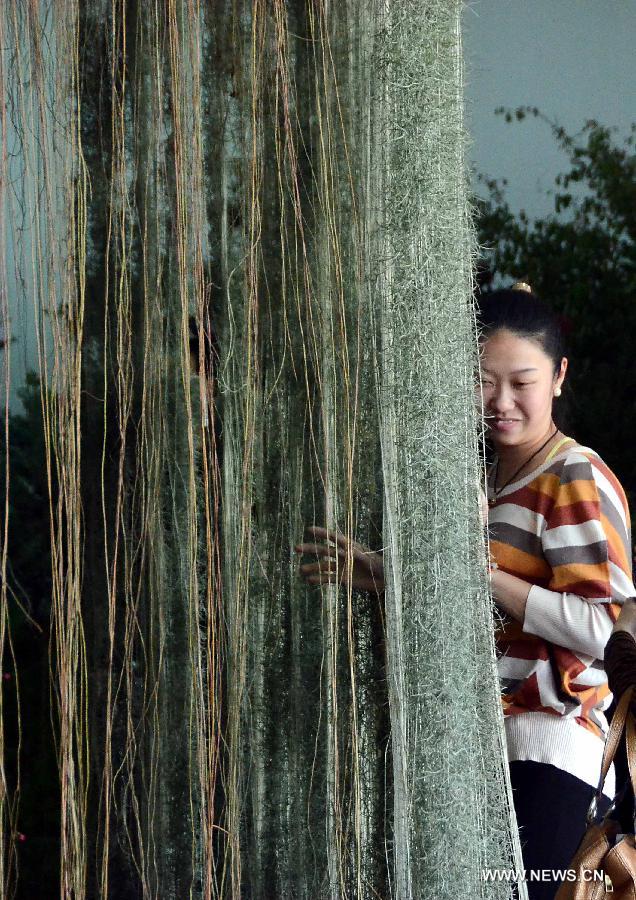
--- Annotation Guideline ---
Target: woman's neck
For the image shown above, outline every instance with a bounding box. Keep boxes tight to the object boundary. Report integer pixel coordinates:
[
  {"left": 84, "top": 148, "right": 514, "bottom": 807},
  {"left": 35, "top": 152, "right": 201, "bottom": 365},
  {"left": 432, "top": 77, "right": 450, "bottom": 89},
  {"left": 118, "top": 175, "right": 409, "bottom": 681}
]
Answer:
[{"left": 495, "top": 423, "right": 560, "bottom": 483}]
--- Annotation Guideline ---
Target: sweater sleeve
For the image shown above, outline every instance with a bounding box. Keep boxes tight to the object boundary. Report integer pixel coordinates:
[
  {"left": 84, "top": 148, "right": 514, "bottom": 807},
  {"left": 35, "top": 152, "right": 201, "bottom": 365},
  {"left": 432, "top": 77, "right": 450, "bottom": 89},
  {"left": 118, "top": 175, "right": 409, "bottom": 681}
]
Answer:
[{"left": 522, "top": 453, "right": 635, "bottom": 658}]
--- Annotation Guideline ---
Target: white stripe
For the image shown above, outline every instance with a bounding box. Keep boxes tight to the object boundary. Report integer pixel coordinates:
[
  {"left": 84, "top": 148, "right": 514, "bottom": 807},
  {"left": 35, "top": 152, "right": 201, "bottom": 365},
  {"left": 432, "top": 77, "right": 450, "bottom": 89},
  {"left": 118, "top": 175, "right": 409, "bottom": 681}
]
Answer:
[
  {"left": 609, "top": 560, "right": 636, "bottom": 599},
  {"left": 568, "top": 665, "right": 609, "bottom": 689},
  {"left": 591, "top": 464, "right": 629, "bottom": 523},
  {"left": 489, "top": 501, "right": 546, "bottom": 536},
  {"left": 543, "top": 519, "right": 606, "bottom": 549}
]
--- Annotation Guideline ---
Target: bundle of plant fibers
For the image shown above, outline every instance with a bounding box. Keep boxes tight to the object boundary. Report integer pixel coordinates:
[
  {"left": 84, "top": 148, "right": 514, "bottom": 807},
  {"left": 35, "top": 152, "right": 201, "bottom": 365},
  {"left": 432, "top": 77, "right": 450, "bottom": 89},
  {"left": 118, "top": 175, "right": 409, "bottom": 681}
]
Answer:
[{"left": 0, "top": 1, "right": 523, "bottom": 897}]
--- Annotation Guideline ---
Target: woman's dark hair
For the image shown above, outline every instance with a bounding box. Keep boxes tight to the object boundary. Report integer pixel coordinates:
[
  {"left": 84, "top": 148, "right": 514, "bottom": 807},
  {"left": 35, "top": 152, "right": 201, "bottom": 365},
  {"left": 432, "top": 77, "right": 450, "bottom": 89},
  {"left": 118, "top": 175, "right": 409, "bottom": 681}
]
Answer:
[{"left": 476, "top": 287, "right": 565, "bottom": 374}]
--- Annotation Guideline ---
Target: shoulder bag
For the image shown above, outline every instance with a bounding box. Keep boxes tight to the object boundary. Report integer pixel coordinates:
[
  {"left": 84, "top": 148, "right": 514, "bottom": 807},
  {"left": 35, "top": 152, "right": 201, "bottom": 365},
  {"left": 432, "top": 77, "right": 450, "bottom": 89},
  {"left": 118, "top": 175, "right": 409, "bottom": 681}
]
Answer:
[{"left": 555, "top": 685, "right": 636, "bottom": 899}]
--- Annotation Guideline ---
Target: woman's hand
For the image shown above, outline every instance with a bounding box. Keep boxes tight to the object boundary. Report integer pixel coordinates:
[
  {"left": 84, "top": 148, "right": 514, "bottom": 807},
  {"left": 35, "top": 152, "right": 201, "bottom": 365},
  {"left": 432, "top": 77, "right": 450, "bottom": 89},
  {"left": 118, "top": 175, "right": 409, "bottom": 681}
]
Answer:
[{"left": 295, "top": 526, "right": 385, "bottom": 596}]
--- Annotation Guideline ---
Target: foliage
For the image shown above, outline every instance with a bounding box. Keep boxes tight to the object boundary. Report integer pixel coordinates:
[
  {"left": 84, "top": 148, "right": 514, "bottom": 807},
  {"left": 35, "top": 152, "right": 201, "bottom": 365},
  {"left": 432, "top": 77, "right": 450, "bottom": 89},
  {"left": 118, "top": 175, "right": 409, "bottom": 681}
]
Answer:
[
  {"left": 0, "top": 372, "right": 58, "bottom": 896},
  {"left": 476, "top": 108, "right": 636, "bottom": 501},
  {"left": 2, "top": 373, "right": 52, "bottom": 628}
]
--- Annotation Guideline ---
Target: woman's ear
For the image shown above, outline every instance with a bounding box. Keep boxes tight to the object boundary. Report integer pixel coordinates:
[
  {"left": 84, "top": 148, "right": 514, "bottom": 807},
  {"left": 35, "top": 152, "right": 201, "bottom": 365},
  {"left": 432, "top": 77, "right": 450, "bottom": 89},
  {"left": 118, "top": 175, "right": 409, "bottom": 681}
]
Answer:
[{"left": 554, "top": 357, "right": 568, "bottom": 396}]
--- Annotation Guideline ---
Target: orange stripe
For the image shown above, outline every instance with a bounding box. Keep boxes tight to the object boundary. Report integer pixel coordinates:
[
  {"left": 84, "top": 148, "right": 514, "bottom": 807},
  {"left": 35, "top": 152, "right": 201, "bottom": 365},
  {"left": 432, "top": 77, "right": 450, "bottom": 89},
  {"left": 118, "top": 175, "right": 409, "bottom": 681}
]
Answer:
[
  {"left": 552, "top": 478, "right": 600, "bottom": 507},
  {"left": 490, "top": 540, "right": 551, "bottom": 580},
  {"left": 549, "top": 560, "right": 609, "bottom": 594},
  {"left": 530, "top": 471, "right": 561, "bottom": 500}
]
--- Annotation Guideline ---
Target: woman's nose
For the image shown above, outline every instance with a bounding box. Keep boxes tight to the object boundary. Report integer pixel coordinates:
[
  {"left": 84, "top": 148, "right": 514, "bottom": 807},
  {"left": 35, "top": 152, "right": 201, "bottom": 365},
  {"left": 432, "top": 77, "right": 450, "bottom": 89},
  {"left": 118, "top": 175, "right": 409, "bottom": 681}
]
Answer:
[{"left": 489, "top": 384, "right": 515, "bottom": 412}]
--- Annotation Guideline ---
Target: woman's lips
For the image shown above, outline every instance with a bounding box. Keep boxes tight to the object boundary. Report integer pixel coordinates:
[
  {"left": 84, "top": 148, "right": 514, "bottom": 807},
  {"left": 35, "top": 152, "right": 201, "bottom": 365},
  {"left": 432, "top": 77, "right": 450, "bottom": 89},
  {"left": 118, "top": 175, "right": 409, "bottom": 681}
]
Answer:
[{"left": 491, "top": 418, "right": 521, "bottom": 433}]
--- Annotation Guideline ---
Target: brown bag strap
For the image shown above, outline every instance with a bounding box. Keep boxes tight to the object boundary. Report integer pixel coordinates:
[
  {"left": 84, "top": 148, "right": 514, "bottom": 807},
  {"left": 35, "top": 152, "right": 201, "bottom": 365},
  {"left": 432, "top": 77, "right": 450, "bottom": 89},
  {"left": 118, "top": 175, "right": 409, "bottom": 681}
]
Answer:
[
  {"left": 601, "top": 687, "right": 634, "bottom": 780},
  {"left": 588, "top": 686, "right": 635, "bottom": 823},
  {"left": 626, "top": 713, "right": 636, "bottom": 795}
]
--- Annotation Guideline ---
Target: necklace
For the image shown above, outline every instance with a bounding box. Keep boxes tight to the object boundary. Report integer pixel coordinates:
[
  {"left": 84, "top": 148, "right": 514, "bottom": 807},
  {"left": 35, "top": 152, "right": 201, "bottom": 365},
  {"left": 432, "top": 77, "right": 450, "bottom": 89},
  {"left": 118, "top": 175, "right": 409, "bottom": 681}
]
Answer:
[{"left": 489, "top": 427, "right": 558, "bottom": 507}]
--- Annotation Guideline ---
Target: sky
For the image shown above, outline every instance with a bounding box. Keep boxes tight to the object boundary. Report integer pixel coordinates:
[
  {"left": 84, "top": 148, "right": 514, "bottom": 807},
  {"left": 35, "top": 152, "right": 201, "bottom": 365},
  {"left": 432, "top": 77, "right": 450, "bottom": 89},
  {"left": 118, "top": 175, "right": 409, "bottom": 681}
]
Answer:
[{"left": 464, "top": 0, "right": 636, "bottom": 220}]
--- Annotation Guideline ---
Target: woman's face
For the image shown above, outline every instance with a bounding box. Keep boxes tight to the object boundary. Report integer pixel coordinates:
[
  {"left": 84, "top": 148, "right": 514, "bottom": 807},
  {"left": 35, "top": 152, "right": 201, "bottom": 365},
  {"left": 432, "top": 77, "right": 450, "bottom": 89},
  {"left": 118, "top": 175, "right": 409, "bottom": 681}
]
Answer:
[{"left": 480, "top": 328, "right": 567, "bottom": 451}]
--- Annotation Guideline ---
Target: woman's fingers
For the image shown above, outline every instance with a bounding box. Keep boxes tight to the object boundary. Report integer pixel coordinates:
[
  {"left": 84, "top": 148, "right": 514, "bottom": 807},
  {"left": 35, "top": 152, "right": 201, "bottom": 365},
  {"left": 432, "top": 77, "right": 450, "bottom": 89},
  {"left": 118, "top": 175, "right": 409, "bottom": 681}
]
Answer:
[
  {"left": 299, "top": 560, "right": 339, "bottom": 576},
  {"left": 301, "top": 564, "right": 341, "bottom": 585},
  {"left": 294, "top": 541, "right": 330, "bottom": 555},
  {"left": 294, "top": 541, "right": 342, "bottom": 560},
  {"left": 304, "top": 525, "right": 363, "bottom": 553},
  {"left": 304, "top": 525, "right": 335, "bottom": 542}
]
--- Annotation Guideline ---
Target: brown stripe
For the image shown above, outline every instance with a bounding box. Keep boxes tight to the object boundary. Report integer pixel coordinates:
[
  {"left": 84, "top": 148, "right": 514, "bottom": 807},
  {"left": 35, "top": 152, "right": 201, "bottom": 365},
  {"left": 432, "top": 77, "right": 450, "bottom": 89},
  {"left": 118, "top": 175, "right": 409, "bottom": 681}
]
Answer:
[
  {"left": 548, "top": 576, "right": 609, "bottom": 598},
  {"left": 549, "top": 499, "right": 601, "bottom": 527},
  {"left": 598, "top": 490, "right": 631, "bottom": 550},
  {"left": 544, "top": 539, "right": 608, "bottom": 568},
  {"left": 559, "top": 460, "right": 596, "bottom": 485},
  {"left": 489, "top": 522, "right": 543, "bottom": 558}
]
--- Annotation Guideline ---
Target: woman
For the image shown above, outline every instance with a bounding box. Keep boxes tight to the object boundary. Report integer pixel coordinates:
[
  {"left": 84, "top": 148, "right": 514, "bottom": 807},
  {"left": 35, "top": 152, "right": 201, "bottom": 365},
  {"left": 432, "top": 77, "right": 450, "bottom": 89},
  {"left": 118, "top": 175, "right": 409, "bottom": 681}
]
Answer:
[
  {"left": 296, "top": 284, "right": 635, "bottom": 898},
  {"left": 479, "top": 285, "right": 633, "bottom": 898}
]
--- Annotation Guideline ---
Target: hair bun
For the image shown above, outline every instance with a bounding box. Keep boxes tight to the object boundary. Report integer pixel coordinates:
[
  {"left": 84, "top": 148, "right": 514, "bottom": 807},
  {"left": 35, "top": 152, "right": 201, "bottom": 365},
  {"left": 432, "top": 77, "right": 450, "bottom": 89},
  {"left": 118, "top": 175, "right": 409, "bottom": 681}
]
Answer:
[{"left": 511, "top": 281, "right": 532, "bottom": 294}]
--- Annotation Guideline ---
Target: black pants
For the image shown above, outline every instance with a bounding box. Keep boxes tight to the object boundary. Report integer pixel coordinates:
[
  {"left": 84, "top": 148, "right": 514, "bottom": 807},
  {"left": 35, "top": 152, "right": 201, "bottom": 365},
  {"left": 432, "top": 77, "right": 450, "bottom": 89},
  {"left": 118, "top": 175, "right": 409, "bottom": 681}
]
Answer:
[{"left": 509, "top": 760, "right": 611, "bottom": 900}]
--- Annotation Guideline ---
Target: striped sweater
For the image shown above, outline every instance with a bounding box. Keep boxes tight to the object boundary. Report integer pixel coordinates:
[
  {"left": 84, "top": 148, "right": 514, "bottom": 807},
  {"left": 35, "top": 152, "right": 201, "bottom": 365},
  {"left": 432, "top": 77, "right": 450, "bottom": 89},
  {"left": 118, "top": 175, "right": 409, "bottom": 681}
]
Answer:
[{"left": 487, "top": 440, "right": 635, "bottom": 792}]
